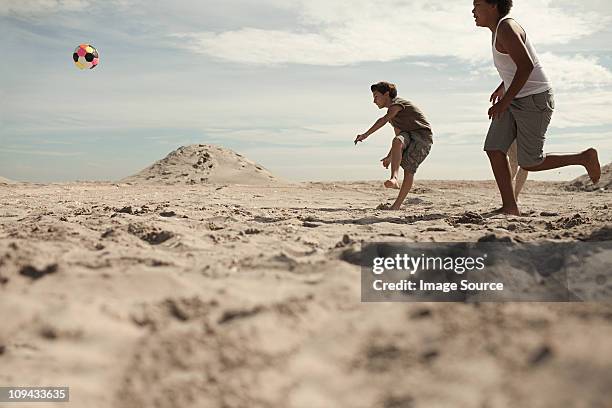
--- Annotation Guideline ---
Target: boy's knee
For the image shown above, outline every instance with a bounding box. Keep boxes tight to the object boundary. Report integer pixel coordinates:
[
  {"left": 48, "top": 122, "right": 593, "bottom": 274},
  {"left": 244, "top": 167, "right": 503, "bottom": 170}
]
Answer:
[{"left": 392, "top": 137, "right": 404, "bottom": 148}]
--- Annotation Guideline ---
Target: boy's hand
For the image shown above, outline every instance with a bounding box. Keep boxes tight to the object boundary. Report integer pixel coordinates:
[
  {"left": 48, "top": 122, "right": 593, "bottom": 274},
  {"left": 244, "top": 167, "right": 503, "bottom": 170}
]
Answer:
[
  {"left": 381, "top": 156, "right": 391, "bottom": 169},
  {"left": 354, "top": 134, "right": 368, "bottom": 145},
  {"left": 490, "top": 86, "right": 505, "bottom": 105},
  {"left": 488, "top": 99, "right": 510, "bottom": 120}
]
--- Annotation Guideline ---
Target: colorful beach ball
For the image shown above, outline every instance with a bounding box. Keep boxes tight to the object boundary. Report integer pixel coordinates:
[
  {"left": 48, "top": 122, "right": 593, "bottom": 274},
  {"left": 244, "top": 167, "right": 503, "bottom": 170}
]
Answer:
[{"left": 73, "top": 44, "right": 99, "bottom": 70}]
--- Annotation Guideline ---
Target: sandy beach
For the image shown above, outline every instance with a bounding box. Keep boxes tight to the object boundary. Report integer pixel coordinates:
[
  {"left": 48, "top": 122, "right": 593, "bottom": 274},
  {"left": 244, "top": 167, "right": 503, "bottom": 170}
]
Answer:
[{"left": 1, "top": 145, "right": 611, "bottom": 408}]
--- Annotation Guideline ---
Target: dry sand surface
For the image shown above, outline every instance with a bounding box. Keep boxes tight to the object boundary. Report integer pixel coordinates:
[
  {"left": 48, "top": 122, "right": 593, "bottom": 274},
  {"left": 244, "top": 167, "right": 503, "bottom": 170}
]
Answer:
[{"left": 1, "top": 145, "right": 611, "bottom": 408}]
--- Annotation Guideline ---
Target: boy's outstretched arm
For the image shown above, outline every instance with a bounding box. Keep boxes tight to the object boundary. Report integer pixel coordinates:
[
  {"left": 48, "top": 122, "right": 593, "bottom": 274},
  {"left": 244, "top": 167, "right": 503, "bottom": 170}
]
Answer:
[{"left": 354, "top": 105, "right": 402, "bottom": 145}]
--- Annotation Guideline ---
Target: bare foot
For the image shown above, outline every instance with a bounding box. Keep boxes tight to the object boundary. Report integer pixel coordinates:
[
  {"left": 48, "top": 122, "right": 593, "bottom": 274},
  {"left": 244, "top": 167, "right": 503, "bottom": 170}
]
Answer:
[
  {"left": 384, "top": 178, "right": 400, "bottom": 189},
  {"left": 582, "top": 148, "right": 601, "bottom": 184},
  {"left": 492, "top": 206, "right": 521, "bottom": 216},
  {"left": 376, "top": 203, "right": 401, "bottom": 211},
  {"left": 390, "top": 204, "right": 401, "bottom": 210}
]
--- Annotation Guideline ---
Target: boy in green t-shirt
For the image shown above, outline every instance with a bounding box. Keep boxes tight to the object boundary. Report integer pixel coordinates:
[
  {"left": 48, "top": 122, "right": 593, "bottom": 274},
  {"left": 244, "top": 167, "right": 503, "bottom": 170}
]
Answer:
[{"left": 355, "top": 82, "right": 433, "bottom": 210}]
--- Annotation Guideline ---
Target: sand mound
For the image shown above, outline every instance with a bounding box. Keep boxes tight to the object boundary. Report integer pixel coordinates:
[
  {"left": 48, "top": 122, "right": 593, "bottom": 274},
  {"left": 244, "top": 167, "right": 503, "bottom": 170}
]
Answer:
[
  {"left": 566, "top": 163, "right": 611, "bottom": 192},
  {"left": 0, "top": 176, "right": 15, "bottom": 185},
  {"left": 121, "top": 144, "right": 285, "bottom": 185}
]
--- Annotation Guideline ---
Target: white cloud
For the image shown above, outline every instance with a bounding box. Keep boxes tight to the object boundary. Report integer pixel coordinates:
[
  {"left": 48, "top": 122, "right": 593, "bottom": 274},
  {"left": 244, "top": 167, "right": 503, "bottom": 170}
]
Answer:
[
  {"left": 0, "top": 0, "right": 90, "bottom": 17},
  {"left": 171, "top": 0, "right": 609, "bottom": 66},
  {"left": 540, "top": 53, "right": 612, "bottom": 90},
  {"left": 171, "top": 0, "right": 486, "bottom": 65},
  {"left": 550, "top": 90, "right": 612, "bottom": 128},
  {"left": 468, "top": 52, "right": 612, "bottom": 92},
  {"left": 511, "top": 0, "right": 606, "bottom": 45}
]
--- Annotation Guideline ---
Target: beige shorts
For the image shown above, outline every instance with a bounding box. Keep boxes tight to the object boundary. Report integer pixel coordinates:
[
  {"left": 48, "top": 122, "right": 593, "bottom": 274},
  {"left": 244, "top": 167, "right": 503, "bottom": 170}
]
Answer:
[
  {"left": 395, "top": 129, "right": 433, "bottom": 174},
  {"left": 484, "top": 89, "right": 554, "bottom": 167}
]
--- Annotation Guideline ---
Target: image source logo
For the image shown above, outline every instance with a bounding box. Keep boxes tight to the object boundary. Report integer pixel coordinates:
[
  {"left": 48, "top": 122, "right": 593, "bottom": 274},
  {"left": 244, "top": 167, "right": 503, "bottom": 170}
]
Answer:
[{"left": 361, "top": 242, "right": 612, "bottom": 302}]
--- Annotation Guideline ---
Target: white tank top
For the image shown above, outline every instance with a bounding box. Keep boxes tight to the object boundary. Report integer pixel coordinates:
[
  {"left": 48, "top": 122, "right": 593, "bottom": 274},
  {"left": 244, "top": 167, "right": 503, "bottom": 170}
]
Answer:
[{"left": 493, "top": 16, "right": 551, "bottom": 98}]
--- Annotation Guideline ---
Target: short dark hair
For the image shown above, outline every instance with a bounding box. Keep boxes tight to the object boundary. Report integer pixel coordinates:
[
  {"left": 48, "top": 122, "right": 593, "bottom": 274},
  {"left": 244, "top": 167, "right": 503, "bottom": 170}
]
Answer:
[
  {"left": 371, "top": 82, "right": 397, "bottom": 99},
  {"left": 485, "top": 0, "right": 513, "bottom": 17}
]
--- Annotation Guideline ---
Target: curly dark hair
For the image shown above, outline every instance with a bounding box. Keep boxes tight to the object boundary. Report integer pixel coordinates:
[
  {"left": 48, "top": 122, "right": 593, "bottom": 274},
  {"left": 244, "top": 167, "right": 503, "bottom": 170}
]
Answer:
[
  {"left": 485, "top": 0, "right": 513, "bottom": 17},
  {"left": 370, "top": 82, "right": 397, "bottom": 99}
]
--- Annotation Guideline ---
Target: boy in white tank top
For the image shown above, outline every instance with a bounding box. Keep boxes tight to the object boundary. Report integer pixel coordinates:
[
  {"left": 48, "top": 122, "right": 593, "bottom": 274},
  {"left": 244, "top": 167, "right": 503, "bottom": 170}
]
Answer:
[{"left": 472, "top": 0, "right": 601, "bottom": 216}]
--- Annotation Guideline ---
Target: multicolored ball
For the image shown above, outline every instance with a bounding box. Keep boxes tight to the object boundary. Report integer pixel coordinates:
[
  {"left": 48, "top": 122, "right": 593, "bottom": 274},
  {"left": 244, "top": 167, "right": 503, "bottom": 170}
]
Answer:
[{"left": 73, "top": 44, "right": 99, "bottom": 70}]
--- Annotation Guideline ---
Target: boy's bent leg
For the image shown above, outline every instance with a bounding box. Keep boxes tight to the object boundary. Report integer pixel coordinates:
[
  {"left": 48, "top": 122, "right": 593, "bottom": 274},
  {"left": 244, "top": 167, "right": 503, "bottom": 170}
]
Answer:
[
  {"left": 487, "top": 150, "right": 520, "bottom": 216},
  {"left": 390, "top": 172, "right": 414, "bottom": 210},
  {"left": 508, "top": 141, "right": 519, "bottom": 181},
  {"left": 513, "top": 91, "right": 601, "bottom": 184},
  {"left": 384, "top": 137, "right": 403, "bottom": 190},
  {"left": 522, "top": 149, "right": 601, "bottom": 184},
  {"left": 514, "top": 168, "right": 528, "bottom": 200}
]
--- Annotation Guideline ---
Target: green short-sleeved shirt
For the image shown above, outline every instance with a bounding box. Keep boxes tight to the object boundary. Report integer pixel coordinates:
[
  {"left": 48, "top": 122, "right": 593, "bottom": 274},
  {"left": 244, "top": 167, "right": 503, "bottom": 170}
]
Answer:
[{"left": 390, "top": 97, "right": 432, "bottom": 140}]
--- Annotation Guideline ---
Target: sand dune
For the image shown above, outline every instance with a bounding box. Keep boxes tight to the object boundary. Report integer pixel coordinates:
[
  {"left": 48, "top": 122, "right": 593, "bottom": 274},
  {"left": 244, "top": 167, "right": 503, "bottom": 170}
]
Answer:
[
  {"left": 0, "top": 176, "right": 15, "bottom": 185},
  {"left": 1, "top": 150, "right": 611, "bottom": 407},
  {"left": 121, "top": 144, "right": 286, "bottom": 185}
]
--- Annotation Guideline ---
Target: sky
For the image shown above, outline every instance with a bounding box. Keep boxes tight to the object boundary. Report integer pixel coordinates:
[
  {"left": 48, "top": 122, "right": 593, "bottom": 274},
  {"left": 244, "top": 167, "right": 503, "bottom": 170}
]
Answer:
[{"left": 1, "top": 0, "right": 611, "bottom": 182}]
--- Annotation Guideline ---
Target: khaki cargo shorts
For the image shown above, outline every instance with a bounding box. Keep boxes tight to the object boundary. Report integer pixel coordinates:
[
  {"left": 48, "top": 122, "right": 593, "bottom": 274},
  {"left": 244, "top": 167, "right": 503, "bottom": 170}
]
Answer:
[
  {"left": 484, "top": 89, "right": 554, "bottom": 167},
  {"left": 396, "top": 129, "right": 433, "bottom": 174}
]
